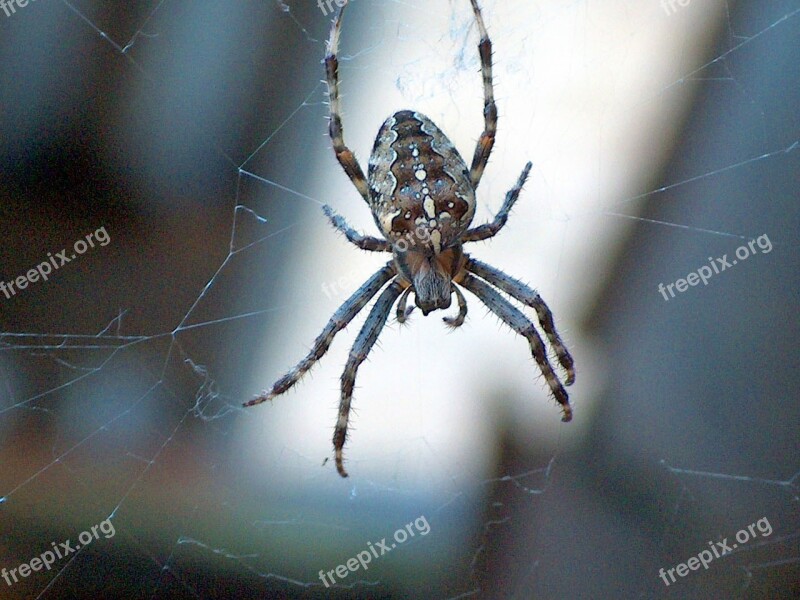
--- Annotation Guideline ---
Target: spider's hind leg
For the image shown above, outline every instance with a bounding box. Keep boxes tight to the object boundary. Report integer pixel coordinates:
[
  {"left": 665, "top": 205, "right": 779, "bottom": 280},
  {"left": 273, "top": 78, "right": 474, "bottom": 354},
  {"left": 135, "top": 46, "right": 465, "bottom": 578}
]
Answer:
[
  {"left": 467, "top": 0, "right": 498, "bottom": 189},
  {"left": 325, "top": 3, "right": 371, "bottom": 203}
]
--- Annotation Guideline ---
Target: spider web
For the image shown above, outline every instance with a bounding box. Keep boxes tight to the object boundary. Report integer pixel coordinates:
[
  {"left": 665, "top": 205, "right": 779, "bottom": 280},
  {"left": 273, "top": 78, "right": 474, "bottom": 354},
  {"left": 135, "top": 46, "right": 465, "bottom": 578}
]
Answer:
[{"left": 0, "top": 0, "right": 798, "bottom": 598}]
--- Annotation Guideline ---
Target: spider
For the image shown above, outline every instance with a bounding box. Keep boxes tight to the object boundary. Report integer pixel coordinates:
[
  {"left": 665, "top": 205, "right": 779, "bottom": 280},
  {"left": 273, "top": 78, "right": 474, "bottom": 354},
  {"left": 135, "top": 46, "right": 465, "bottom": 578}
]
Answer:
[{"left": 245, "top": 0, "right": 575, "bottom": 477}]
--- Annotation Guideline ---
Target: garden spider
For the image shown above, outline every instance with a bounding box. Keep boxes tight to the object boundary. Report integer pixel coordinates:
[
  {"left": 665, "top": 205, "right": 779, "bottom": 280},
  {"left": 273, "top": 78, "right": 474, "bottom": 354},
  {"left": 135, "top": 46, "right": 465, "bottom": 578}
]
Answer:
[{"left": 245, "top": 0, "right": 575, "bottom": 477}]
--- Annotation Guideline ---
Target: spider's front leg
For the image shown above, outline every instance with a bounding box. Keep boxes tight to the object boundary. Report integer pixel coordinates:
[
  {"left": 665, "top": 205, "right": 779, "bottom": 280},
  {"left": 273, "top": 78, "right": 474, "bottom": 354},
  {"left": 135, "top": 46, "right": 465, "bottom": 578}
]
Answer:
[
  {"left": 460, "top": 273, "right": 572, "bottom": 422},
  {"left": 334, "top": 280, "right": 404, "bottom": 477},
  {"left": 466, "top": 258, "right": 575, "bottom": 384},
  {"left": 244, "top": 263, "right": 395, "bottom": 408}
]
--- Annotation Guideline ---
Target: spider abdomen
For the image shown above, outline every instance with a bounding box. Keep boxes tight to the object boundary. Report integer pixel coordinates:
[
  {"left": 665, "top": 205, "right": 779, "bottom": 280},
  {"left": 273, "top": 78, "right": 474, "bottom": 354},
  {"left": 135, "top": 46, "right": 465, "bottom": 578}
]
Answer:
[{"left": 368, "top": 110, "right": 476, "bottom": 255}]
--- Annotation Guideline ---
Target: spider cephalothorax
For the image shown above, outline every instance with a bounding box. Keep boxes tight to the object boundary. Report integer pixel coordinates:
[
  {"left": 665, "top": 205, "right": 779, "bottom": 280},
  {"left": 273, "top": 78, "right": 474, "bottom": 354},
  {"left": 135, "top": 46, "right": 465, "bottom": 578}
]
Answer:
[{"left": 246, "top": 0, "right": 575, "bottom": 477}]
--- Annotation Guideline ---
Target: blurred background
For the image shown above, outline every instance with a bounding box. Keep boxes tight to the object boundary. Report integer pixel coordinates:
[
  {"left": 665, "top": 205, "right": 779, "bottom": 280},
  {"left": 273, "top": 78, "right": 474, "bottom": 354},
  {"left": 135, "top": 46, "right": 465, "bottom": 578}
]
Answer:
[{"left": 0, "top": 0, "right": 797, "bottom": 598}]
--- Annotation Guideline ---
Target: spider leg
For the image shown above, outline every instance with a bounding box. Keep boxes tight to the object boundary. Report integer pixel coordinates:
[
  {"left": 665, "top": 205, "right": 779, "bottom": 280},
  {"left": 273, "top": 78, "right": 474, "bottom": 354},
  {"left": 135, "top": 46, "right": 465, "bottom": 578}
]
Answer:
[
  {"left": 325, "top": 4, "right": 371, "bottom": 203},
  {"left": 396, "top": 286, "right": 414, "bottom": 323},
  {"left": 460, "top": 273, "right": 572, "bottom": 422},
  {"left": 334, "top": 280, "right": 404, "bottom": 477},
  {"left": 467, "top": 0, "right": 497, "bottom": 189},
  {"left": 443, "top": 286, "right": 468, "bottom": 328},
  {"left": 463, "top": 161, "right": 532, "bottom": 243},
  {"left": 323, "top": 205, "right": 391, "bottom": 252},
  {"left": 244, "top": 263, "right": 395, "bottom": 407},
  {"left": 466, "top": 258, "right": 574, "bottom": 385}
]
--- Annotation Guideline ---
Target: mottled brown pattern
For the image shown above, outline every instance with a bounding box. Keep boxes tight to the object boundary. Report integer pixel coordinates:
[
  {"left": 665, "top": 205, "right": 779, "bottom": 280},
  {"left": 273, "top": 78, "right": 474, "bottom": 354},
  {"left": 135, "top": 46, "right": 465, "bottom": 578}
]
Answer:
[{"left": 368, "top": 110, "right": 475, "bottom": 251}]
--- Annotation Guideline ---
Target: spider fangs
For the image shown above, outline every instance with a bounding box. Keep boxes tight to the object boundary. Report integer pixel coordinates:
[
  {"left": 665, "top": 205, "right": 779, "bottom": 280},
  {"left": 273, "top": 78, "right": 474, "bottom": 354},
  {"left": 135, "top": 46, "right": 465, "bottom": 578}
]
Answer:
[{"left": 245, "top": 0, "right": 576, "bottom": 478}]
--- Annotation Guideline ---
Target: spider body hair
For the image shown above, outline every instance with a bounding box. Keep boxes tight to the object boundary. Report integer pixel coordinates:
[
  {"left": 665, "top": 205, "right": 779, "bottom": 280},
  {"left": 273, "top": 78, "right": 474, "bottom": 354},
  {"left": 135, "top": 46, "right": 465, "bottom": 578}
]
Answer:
[{"left": 247, "top": 0, "right": 575, "bottom": 477}]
